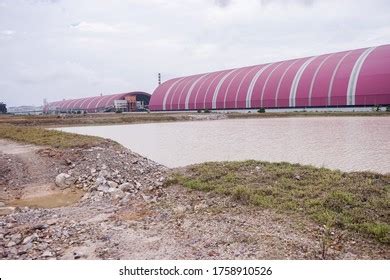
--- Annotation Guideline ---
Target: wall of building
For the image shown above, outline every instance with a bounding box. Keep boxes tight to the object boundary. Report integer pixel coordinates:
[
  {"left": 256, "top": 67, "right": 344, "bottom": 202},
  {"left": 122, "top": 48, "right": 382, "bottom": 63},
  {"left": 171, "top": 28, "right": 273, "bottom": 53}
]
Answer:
[
  {"left": 44, "top": 92, "right": 150, "bottom": 113},
  {"left": 149, "top": 44, "right": 390, "bottom": 111}
]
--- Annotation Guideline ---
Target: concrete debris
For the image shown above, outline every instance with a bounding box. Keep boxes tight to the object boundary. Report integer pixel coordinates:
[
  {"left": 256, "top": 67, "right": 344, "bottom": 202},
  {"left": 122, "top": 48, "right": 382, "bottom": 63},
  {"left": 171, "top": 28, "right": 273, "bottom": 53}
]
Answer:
[
  {"left": 55, "top": 173, "right": 76, "bottom": 188},
  {"left": 41, "top": 250, "right": 53, "bottom": 257},
  {"left": 0, "top": 141, "right": 168, "bottom": 259},
  {"left": 22, "top": 233, "right": 38, "bottom": 245},
  {"left": 107, "top": 181, "right": 118, "bottom": 189}
]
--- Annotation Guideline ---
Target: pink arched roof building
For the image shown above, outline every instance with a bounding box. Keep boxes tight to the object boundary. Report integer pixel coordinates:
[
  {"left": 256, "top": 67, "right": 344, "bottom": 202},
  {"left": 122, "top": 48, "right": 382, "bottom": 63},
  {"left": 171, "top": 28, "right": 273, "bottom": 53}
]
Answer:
[
  {"left": 44, "top": 91, "right": 150, "bottom": 113},
  {"left": 149, "top": 44, "right": 390, "bottom": 110}
]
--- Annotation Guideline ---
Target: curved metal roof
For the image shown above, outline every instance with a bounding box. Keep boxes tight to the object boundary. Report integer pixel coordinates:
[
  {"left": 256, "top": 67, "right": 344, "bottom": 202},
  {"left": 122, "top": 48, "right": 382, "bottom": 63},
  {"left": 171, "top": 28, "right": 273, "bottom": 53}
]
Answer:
[
  {"left": 149, "top": 44, "right": 390, "bottom": 110},
  {"left": 45, "top": 92, "right": 150, "bottom": 112}
]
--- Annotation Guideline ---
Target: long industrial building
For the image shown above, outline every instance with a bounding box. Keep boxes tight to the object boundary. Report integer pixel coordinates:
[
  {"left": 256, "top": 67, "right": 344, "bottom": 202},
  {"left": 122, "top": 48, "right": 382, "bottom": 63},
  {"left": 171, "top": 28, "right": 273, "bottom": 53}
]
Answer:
[
  {"left": 149, "top": 44, "right": 390, "bottom": 111},
  {"left": 44, "top": 92, "right": 151, "bottom": 113}
]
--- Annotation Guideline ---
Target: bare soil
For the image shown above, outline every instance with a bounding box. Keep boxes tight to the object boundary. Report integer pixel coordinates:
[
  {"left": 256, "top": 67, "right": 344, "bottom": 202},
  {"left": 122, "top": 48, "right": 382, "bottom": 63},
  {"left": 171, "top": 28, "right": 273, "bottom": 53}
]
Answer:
[{"left": 0, "top": 139, "right": 388, "bottom": 259}]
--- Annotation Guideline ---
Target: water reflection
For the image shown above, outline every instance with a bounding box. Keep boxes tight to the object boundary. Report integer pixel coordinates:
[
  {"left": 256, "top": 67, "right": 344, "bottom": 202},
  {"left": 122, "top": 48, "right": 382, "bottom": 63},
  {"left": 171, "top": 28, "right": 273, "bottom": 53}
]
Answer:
[{"left": 59, "top": 117, "right": 390, "bottom": 174}]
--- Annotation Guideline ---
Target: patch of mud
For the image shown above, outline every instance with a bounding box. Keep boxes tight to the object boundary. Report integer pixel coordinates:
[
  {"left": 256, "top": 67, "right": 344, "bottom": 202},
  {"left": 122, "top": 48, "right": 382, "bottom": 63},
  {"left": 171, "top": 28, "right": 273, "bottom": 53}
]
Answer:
[
  {"left": 0, "top": 140, "right": 64, "bottom": 192},
  {"left": 0, "top": 139, "right": 39, "bottom": 155},
  {"left": 0, "top": 206, "right": 15, "bottom": 216},
  {"left": 8, "top": 186, "right": 84, "bottom": 208}
]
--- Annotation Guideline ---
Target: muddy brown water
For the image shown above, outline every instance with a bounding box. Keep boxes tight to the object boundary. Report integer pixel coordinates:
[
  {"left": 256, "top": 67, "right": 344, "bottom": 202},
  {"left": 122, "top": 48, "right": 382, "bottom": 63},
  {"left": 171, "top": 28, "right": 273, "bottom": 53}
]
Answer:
[
  {"left": 7, "top": 188, "right": 84, "bottom": 209},
  {"left": 58, "top": 117, "right": 390, "bottom": 174},
  {"left": 0, "top": 140, "right": 85, "bottom": 210}
]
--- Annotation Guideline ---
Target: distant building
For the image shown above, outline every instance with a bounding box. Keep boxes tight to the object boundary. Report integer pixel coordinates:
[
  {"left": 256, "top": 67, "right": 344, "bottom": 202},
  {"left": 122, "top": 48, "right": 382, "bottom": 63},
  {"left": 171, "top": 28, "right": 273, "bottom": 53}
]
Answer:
[
  {"left": 8, "top": 105, "right": 43, "bottom": 115},
  {"left": 149, "top": 44, "right": 390, "bottom": 111},
  {"left": 43, "top": 92, "right": 151, "bottom": 114}
]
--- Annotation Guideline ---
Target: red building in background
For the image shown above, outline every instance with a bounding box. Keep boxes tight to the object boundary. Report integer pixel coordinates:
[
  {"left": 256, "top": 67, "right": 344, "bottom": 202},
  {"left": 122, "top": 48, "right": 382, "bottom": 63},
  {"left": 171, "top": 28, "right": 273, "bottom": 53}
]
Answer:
[{"left": 149, "top": 44, "right": 390, "bottom": 111}]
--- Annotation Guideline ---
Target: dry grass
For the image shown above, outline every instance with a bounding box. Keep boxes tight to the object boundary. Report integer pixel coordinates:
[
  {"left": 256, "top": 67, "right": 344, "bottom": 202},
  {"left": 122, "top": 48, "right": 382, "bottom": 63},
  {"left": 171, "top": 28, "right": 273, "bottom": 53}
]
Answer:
[
  {"left": 0, "top": 111, "right": 388, "bottom": 127},
  {"left": 0, "top": 124, "right": 108, "bottom": 148},
  {"left": 167, "top": 161, "right": 390, "bottom": 243},
  {"left": 0, "top": 113, "right": 192, "bottom": 127}
]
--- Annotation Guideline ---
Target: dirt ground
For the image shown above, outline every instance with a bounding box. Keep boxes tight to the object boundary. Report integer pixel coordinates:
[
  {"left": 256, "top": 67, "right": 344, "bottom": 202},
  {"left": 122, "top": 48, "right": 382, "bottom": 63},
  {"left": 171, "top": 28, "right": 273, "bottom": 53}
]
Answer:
[{"left": 0, "top": 139, "right": 388, "bottom": 260}]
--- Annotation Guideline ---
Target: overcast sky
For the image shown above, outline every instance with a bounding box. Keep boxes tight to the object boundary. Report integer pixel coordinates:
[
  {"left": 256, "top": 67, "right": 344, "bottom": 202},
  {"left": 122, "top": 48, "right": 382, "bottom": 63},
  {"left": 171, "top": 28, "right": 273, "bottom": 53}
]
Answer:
[{"left": 1, "top": 0, "right": 390, "bottom": 107}]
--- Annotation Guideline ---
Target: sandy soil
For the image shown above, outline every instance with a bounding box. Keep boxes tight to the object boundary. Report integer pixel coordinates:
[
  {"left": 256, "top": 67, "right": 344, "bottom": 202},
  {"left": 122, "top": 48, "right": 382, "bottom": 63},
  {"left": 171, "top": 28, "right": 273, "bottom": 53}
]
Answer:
[{"left": 0, "top": 139, "right": 388, "bottom": 260}]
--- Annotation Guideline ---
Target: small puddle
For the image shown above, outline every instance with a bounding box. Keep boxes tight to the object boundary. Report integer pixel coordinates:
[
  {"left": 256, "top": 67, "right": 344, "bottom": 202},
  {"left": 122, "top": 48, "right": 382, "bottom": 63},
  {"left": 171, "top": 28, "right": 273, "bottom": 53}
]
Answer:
[
  {"left": 8, "top": 189, "right": 84, "bottom": 209},
  {"left": 0, "top": 207, "right": 15, "bottom": 216}
]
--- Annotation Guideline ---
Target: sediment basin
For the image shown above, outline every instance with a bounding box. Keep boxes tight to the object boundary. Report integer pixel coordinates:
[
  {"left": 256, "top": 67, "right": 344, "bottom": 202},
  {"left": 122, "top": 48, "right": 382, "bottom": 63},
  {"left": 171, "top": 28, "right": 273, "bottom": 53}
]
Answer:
[{"left": 58, "top": 116, "right": 390, "bottom": 174}]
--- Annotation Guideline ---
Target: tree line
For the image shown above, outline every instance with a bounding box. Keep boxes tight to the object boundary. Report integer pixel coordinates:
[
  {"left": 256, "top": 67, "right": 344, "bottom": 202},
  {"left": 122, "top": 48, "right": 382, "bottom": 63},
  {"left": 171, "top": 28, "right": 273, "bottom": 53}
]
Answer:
[{"left": 0, "top": 102, "right": 7, "bottom": 114}]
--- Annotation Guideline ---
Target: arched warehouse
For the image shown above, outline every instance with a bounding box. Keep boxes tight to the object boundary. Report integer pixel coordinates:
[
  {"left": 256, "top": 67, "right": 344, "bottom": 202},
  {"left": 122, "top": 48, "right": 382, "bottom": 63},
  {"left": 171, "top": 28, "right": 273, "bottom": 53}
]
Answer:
[
  {"left": 149, "top": 44, "right": 390, "bottom": 111},
  {"left": 44, "top": 91, "right": 151, "bottom": 113}
]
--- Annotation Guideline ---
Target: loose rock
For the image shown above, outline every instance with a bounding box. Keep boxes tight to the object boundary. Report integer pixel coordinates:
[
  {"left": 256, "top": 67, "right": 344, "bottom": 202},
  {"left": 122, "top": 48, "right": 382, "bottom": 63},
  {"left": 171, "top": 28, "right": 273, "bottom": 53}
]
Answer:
[{"left": 55, "top": 173, "right": 76, "bottom": 188}]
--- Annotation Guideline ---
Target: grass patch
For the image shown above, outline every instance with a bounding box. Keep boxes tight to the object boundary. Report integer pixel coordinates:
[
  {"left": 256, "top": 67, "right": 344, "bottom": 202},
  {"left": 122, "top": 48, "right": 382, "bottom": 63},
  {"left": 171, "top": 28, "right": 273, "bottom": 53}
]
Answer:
[
  {"left": 0, "top": 124, "right": 107, "bottom": 148},
  {"left": 0, "top": 113, "right": 191, "bottom": 127},
  {"left": 168, "top": 161, "right": 390, "bottom": 243}
]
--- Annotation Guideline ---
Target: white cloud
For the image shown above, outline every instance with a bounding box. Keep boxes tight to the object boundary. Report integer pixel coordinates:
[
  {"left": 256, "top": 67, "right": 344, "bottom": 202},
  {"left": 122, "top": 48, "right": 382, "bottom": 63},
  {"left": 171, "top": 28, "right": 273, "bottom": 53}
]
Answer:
[
  {"left": 0, "top": 30, "right": 15, "bottom": 35},
  {"left": 70, "top": 21, "right": 121, "bottom": 34}
]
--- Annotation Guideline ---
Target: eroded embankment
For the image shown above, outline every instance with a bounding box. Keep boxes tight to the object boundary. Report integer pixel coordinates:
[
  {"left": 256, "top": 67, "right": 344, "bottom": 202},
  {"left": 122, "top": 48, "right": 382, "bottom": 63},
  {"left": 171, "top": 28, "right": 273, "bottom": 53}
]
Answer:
[
  {"left": 168, "top": 162, "right": 390, "bottom": 244},
  {"left": 0, "top": 124, "right": 389, "bottom": 260},
  {"left": 0, "top": 137, "right": 167, "bottom": 259}
]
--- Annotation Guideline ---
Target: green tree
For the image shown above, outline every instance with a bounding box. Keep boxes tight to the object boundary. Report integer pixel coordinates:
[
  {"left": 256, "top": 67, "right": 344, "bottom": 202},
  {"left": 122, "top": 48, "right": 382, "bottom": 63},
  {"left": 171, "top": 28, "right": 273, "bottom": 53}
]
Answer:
[{"left": 0, "top": 102, "right": 7, "bottom": 114}]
